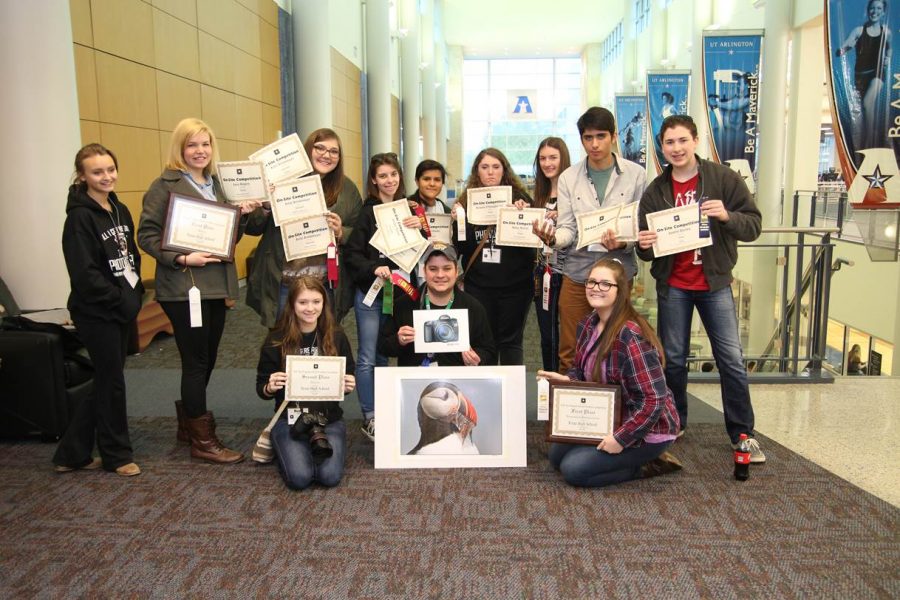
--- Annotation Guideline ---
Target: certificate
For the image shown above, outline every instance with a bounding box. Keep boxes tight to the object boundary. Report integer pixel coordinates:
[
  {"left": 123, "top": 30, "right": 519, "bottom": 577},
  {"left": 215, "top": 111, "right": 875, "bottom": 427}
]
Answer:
[
  {"left": 271, "top": 175, "right": 328, "bottom": 226},
  {"left": 161, "top": 193, "right": 240, "bottom": 261},
  {"left": 370, "top": 230, "right": 429, "bottom": 273},
  {"left": 412, "top": 308, "right": 471, "bottom": 354},
  {"left": 280, "top": 214, "right": 335, "bottom": 261},
  {"left": 217, "top": 161, "right": 268, "bottom": 204},
  {"left": 426, "top": 213, "right": 453, "bottom": 245},
  {"left": 645, "top": 203, "right": 713, "bottom": 257},
  {"left": 373, "top": 200, "right": 419, "bottom": 254},
  {"left": 249, "top": 133, "right": 313, "bottom": 184},
  {"left": 466, "top": 186, "right": 511, "bottom": 225},
  {"left": 576, "top": 204, "right": 621, "bottom": 249},
  {"left": 547, "top": 382, "right": 622, "bottom": 444},
  {"left": 495, "top": 207, "right": 544, "bottom": 248},
  {"left": 615, "top": 202, "right": 639, "bottom": 242},
  {"left": 285, "top": 355, "right": 346, "bottom": 402}
]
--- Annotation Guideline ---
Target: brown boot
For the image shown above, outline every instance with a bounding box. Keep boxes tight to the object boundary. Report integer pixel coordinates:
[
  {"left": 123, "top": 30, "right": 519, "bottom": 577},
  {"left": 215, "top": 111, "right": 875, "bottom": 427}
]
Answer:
[
  {"left": 174, "top": 401, "right": 190, "bottom": 444},
  {"left": 641, "top": 451, "right": 683, "bottom": 479},
  {"left": 184, "top": 412, "right": 244, "bottom": 464}
]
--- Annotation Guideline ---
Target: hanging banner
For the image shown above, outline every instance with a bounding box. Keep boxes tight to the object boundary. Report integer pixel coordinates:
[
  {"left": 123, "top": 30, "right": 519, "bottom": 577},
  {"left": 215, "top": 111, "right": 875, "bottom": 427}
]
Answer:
[
  {"left": 614, "top": 94, "right": 647, "bottom": 170},
  {"left": 646, "top": 71, "right": 691, "bottom": 174},
  {"left": 826, "top": 0, "right": 900, "bottom": 208},
  {"left": 702, "top": 30, "right": 763, "bottom": 189}
]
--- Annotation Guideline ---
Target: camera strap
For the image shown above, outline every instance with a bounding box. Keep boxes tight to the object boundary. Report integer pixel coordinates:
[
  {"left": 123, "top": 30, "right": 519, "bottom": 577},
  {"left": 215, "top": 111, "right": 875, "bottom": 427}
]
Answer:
[{"left": 421, "top": 291, "right": 455, "bottom": 367}]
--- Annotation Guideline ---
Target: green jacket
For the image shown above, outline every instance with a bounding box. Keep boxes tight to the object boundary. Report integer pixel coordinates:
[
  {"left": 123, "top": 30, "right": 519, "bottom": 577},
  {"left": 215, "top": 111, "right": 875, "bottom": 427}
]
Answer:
[
  {"left": 137, "top": 169, "right": 253, "bottom": 302},
  {"left": 245, "top": 176, "right": 362, "bottom": 327}
]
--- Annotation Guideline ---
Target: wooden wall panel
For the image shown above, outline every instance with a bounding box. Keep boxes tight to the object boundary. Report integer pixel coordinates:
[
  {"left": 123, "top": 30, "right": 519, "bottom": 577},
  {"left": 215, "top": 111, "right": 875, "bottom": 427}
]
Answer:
[
  {"left": 152, "top": 8, "right": 200, "bottom": 80},
  {"left": 70, "top": 0, "right": 93, "bottom": 46},
  {"left": 81, "top": 120, "right": 101, "bottom": 146},
  {"left": 99, "top": 123, "right": 162, "bottom": 193},
  {"left": 90, "top": 0, "right": 154, "bottom": 65},
  {"left": 95, "top": 52, "right": 159, "bottom": 129},
  {"left": 156, "top": 71, "right": 202, "bottom": 132},
  {"left": 150, "top": 0, "right": 197, "bottom": 26},
  {"left": 73, "top": 46, "right": 99, "bottom": 122},
  {"left": 200, "top": 84, "right": 238, "bottom": 141}
]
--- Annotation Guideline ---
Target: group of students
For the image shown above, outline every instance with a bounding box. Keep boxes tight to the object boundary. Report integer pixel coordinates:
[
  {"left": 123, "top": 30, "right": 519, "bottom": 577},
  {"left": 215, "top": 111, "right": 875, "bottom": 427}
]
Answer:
[{"left": 53, "top": 106, "right": 764, "bottom": 491}]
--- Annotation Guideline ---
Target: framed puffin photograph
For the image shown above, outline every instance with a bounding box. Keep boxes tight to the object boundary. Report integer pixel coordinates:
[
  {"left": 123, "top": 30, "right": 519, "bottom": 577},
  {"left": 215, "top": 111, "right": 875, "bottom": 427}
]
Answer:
[{"left": 373, "top": 366, "right": 527, "bottom": 469}]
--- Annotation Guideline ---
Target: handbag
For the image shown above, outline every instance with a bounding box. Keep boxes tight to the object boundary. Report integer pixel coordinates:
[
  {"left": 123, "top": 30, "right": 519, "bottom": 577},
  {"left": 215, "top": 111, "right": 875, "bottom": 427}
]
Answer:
[{"left": 252, "top": 398, "right": 291, "bottom": 464}]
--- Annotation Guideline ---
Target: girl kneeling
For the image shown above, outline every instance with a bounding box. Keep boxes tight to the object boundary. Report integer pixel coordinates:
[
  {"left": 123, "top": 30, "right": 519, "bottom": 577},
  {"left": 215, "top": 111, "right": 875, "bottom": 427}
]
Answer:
[
  {"left": 538, "top": 259, "right": 681, "bottom": 488},
  {"left": 256, "top": 276, "right": 356, "bottom": 489}
]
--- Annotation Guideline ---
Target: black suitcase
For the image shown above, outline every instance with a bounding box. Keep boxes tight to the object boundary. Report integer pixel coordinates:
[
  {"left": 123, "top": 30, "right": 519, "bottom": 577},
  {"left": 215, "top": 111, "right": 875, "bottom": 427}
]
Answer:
[{"left": 0, "top": 330, "right": 93, "bottom": 439}]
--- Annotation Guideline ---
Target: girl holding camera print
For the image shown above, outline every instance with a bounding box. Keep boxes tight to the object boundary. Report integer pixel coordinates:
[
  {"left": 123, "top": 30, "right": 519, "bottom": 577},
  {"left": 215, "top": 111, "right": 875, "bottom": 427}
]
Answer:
[{"left": 255, "top": 276, "right": 356, "bottom": 490}]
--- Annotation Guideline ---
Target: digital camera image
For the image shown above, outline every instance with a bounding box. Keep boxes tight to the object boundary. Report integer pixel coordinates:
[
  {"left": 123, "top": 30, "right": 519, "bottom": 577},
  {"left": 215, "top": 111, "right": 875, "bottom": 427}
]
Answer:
[{"left": 423, "top": 314, "right": 459, "bottom": 343}]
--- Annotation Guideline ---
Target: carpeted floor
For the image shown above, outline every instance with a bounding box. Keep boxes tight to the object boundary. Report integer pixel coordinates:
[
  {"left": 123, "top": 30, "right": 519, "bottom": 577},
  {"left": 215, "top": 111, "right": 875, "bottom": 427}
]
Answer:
[{"left": 1, "top": 419, "right": 897, "bottom": 599}]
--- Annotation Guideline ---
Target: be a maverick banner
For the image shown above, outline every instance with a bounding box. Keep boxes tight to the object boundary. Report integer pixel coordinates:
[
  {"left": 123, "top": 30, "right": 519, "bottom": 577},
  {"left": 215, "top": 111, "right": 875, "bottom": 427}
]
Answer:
[
  {"left": 646, "top": 71, "right": 691, "bottom": 174},
  {"left": 702, "top": 30, "right": 763, "bottom": 190},
  {"left": 614, "top": 94, "right": 647, "bottom": 170},
  {"left": 827, "top": 0, "right": 900, "bottom": 208}
]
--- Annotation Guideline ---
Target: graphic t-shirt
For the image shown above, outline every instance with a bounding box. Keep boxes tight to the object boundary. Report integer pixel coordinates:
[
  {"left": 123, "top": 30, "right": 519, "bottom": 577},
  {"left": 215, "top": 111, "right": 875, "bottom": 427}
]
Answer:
[{"left": 667, "top": 174, "right": 709, "bottom": 291}]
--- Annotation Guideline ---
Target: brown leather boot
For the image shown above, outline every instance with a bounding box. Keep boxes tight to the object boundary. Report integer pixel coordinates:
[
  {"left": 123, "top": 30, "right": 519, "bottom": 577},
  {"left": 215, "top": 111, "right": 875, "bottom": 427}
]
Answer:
[
  {"left": 174, "top": 401, "right": 190, "bottom": 444},
  {"left": 184, "top": 412, "right": 244, "bottom": 464},
  {"left": 641, "top": 451, "right": 683, "bottom": 479}
]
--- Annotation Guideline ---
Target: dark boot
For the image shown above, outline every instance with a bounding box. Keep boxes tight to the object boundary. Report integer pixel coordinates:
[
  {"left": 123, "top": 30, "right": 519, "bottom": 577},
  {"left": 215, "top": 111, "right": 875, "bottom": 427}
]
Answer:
[
  {"left": 641, "top": 451, "right": 683, "bottom": 479},
  {"left": 174, "top": 401, "right": 190, "bottom": 444},
  {"left": 184, "top": 412, "right": 244, "bottom": 464}
]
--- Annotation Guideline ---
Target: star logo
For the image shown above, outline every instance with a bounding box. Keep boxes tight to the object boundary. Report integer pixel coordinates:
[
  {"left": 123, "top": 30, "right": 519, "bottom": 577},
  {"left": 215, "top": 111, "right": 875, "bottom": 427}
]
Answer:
[{"left": 863, "top": 165, "right": 893, "bottom": 189}]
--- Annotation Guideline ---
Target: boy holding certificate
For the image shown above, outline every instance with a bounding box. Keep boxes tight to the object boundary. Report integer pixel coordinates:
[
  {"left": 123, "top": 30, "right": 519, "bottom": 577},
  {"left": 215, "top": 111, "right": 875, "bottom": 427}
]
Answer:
[{"left": 636, "top": 115, "right": 765, "bottom": 463}]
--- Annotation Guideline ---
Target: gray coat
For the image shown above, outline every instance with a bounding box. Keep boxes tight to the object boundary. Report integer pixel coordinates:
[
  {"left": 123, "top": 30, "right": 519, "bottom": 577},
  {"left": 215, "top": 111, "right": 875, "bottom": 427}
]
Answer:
[{"left": 245, "top": 176, "right": 362, "bottom": 327}]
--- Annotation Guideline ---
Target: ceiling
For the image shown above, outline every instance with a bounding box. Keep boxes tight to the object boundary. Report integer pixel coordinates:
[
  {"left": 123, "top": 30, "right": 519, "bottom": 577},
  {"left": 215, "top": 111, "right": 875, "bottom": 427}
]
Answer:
[{"left": 441, "top": 0, "right": 624, "bottom": 57}]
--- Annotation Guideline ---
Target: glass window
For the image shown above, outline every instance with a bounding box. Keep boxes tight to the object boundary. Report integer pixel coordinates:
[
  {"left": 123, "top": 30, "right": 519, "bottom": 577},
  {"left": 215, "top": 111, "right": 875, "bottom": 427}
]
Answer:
[
  {"left": 846, "top": 328, "right": 870, "bottom": 375},
  {"left": 824, "top": 318, "right": 846, "bottom": 374},
  {"left": 869, "top": 338, "right": 893, "bottom": 376}
]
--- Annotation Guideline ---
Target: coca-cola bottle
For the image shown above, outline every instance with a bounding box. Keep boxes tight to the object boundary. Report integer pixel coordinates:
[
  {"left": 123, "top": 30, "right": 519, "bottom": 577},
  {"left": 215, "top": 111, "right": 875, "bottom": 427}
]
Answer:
[{"left": 734, "top": 433, "right": 751, "bottom": 481}]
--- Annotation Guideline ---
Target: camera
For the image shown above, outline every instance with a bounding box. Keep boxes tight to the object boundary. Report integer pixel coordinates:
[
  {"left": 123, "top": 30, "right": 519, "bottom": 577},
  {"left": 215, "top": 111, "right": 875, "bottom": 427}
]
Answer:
[
  {"left": 290, "top": 411, "right": 332, "bottom": 464},
  {"left": 423, "top": 314, "right": 459, "bottom": 343}
]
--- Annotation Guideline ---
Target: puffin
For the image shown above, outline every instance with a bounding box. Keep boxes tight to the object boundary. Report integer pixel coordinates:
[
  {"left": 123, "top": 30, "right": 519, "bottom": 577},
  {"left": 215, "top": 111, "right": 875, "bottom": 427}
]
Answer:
[{"left": 408, "top": 381, "right": 479, "bottom": 455}]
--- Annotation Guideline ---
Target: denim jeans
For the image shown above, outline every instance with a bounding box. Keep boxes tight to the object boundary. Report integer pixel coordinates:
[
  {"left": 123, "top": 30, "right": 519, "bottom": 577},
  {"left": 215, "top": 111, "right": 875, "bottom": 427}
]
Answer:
[
  {"left": 354, "top": 288, "right": 389, "bottom": 419},
  {"left": 548, "top": 441, "right": 671, "bottom": 487},
  {"left": 270, "top": 418, "right": 346, "bottom": 490},
  {"left": 657, "top": 285, "right": 754, "bottom": 443},
  {"left": 533, "top": 266, "right": 563, "bottom": 372}
]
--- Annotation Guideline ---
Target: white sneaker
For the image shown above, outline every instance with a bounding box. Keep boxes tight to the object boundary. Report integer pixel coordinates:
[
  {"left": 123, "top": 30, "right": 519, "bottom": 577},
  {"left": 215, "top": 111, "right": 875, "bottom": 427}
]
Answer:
[
  {"left": 732, "top": 437, "right": 766, "bottom": 463},
  {"left": 361, "top": 418, "right": 375, "bottom": 442}
]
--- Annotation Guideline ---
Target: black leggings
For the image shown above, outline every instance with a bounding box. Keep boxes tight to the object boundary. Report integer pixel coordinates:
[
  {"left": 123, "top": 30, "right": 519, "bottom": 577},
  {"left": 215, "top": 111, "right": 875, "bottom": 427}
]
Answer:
[
  {"left": 160, "top": 299, "right": 227, "bottom": 418},
  {"left": 465, "top": 281, "right": 533, "bottom": 366}
]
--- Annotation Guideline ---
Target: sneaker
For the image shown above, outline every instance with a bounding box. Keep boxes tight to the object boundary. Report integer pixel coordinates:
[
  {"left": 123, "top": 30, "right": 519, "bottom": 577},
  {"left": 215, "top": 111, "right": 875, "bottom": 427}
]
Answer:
[
  {"left": 732, "top": 437, "right": 766, "bottom": 463},
  {"left": 361, "top": 418, "right": 375, "bottom": 442},
  {"left": 55, "top": 457, "right": 102, "bottom": 473},
  {"left": 115, "top": 462, "right": 142, "bottom": 477}
]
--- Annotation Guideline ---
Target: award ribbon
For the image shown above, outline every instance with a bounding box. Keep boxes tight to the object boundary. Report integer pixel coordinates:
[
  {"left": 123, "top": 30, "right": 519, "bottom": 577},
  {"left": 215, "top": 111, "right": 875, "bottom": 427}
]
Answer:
[
  {"left": 415, "top": 204, "right": 431, "bottom": 238},
  {"left": 326, "top": 242, "right": 339, "bottom": 288},
  {"left": 381, "top": 280, "right": 393, "bottom": 315},
  {"left": 391, "top": 272, "right": 420, "bottom": 301}
]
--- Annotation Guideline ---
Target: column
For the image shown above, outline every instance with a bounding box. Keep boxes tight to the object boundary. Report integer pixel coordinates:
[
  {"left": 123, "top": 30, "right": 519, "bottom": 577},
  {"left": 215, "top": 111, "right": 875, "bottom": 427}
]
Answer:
[
  {"left": 399, "top": 0, "right": 421, "bottom": 191},
  {"left": 292, "top": 0, "right": 332, "bottom": 137},
  {"left": 0, "top": 2, "right": 79, "bottom": 309},
  {"left": 689, "top": 0, "right": 713, "bottom": 157},
  {"left": 366, "top": 0, "right": 392, "bottom": 155},
  {"left": 420, "top": 0, "right": 436, "bottom": 160}
]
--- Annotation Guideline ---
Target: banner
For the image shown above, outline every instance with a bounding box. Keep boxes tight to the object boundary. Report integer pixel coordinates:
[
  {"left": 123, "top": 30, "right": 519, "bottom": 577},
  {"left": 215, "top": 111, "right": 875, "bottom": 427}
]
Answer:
[
  {"left": 826, "top": 0, "right": 900, "bottom": 208},
  {"left": 614, "top": 94, "right": 647, "bottom": 170},
  {"left": 702, "top": 30, "right": 763, "bottom": 185},
  {"left": 646, "top": 71, "right": 691, "bottom": 174}
]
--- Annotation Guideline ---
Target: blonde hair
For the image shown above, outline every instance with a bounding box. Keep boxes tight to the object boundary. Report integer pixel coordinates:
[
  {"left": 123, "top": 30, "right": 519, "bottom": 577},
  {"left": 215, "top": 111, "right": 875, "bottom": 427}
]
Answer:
[{"left": 166, "top": 118, "right": 220, "bottom": 177}]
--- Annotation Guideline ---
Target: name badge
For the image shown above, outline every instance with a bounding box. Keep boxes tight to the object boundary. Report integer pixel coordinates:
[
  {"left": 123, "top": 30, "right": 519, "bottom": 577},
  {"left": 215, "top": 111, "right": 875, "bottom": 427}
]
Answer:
[
  {"left": 587, "top": 243, "right": 606, "bottom": 253},
  {"left": 287, "top": 407, "right": 302, "bottom": 425},
  {"left": 482, "top": 247, "right": 501, "bottom": 264},
  {"left": 123, "top": 265, "right": 139, "bottom": 289}
]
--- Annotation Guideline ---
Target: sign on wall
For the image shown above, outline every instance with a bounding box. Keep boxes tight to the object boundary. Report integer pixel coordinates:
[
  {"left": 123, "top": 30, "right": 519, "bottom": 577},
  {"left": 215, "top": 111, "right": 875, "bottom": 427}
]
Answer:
[
  {"left": 614, "top": 94, "right": 647, "bottom": 170},
  {"left": 646, "top": 71, "right": 691, "bottom": 174}
]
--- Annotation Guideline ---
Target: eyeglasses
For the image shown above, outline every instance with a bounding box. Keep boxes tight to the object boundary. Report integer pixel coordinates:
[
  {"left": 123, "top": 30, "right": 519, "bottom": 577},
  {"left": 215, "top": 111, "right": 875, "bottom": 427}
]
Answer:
[
  {"left": 312, "top": 143, "right": 340, "bottom": 158},
  {"left": 584, "top": 279, "right": 618, "bottom": 291}
]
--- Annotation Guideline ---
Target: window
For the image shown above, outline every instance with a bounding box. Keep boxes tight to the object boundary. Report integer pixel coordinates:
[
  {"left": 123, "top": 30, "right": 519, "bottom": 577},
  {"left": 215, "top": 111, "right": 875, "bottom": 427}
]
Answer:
[{"left": 634, "top": 0, "right": 651, "bottom": 34}]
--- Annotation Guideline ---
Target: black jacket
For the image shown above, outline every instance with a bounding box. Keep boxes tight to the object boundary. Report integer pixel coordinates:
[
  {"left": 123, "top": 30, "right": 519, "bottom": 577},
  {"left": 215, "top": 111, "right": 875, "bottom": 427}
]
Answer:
[
  {"left": 62, "top": 185, "right": 144, "bottom": 323},
  {"left": 636, "top": 157, "right": 761, "bottom": 294},
  {"left": 378, "top": 286, "right": 496, "bottom": 366}
]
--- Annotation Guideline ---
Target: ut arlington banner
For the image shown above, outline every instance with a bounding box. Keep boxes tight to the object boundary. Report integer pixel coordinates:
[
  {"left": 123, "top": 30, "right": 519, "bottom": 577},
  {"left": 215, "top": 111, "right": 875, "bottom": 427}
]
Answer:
[
  {"left": 614, "top": 94, "right": 647, "bottom": 169},
  {"left": 646, "top": 71, "right": 691, "bottom": 174},
  {"left": 702, "top": 30, "right": 763, "bottom": 191},
  {"left": 827, "top": 0, "right": 900, "bottom": 208}
]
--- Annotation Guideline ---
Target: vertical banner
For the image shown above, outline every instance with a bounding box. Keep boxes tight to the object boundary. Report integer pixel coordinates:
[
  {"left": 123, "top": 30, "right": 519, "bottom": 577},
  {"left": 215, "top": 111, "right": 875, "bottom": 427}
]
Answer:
[
  {"left": 827, "top": 0, "right": 900, "bottom": 208},
  {"left": 614, "top": 94, "right": 648, "bottom": 170},
  {"left": 646, "top": 71, "right": 691, "bottom": 174},
  {"left": 702, "top": 30, "right": 763, "bottom": 190}
]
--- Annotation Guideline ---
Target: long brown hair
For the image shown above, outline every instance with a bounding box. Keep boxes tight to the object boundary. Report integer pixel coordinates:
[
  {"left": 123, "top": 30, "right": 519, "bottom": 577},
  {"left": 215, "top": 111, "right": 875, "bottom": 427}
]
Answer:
[
  {"left": 587, "top": 259, "right": 664, "bottom": 382},
  {"left": 72, "top": 143, "right": 119, "bottom": 190},
  {"left": 457, "top": 147, "right": 531, "bottom": 209},
  {"left": 304, "top": 128, "right": 345, "bottom": 207},
  {"left": 532, "top": 137, "right": 571, "bottom": 209},
  {"left": 274, "top": 276, "right": 339, "bottom": 360},
  {"left": 365, "top": 153, "right": 406, "bottom": 200}
]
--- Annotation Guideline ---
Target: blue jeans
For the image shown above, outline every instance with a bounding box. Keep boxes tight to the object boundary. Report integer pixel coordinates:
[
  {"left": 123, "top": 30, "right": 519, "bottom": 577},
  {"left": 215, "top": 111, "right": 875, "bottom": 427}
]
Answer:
[
  {"left": 549, "top": 441, "right": 671, "bottom": 487},
  {"left": 270, "top": 418, "right": 346, "bottom": 490},
  {"left": 533, "top": 266, "right": 563, "bottom": 372},
  {"left": 657, "top": 285, "right": 754, "bottom": 443},
  {"left": 277, "top": 280, "right": 335, "bottom": 323},
  {"left": 354, "top": 288, "right": 389, "bottom": 419}
]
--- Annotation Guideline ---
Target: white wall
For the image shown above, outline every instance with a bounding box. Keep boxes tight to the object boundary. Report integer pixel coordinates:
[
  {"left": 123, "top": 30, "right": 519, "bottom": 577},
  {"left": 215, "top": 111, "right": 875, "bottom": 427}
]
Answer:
[{"left": 330, "top": 0, "right": 364, "bottom": 67}]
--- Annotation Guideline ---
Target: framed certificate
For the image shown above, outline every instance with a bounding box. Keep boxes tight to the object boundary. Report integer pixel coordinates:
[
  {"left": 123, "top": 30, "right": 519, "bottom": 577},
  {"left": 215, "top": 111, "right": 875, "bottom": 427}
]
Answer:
[
  {"left": 645, "top": 203, "right": 713, "bottom": 257},
  {"left": 285, "top": 355, "right": 346, "bottom": 402},
  {"left": 546, "top": 381, "right": 622, "bottom": 444},
  {"left": 280, "top": 214, "right": 335, "bottom": 261},
  {"left": 495, "top": 207, "right": 544, "bottom": 248},
  {"left": 249, "top": 133, "right": 313, "bottom": 184},
  {"left": 426, "top": 213, "right": 453, "bottom": 245},
  {"left": 576, "top": 204, "right": 621, "bottom": 249},
  {"left": 373, "top": 200, "right": 420, "bottom": 254},
  {"left": 161, "top": 193, "right": 240, "bottom": 262},
  {"left": 217, "top": 160, "right": 268, "bottom": 204},
  {"left": 466, "top": 186, "right": 512, "bottom": 225},
  {"left": 271, "top": 175, "right": 328, "bottom": 226}
]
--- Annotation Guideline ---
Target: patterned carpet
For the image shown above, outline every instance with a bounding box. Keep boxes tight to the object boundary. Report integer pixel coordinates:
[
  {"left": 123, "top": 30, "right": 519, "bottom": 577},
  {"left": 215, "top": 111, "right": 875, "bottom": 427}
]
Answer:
[{"left": 1, "top": 419, "right": 897, "bottom": 599}]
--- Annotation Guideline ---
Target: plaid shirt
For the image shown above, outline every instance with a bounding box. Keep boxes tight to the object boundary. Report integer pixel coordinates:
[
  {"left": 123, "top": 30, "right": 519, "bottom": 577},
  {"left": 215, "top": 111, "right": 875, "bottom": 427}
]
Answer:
[{"left": 567, "top": 314, "right": 680, "bottom": 447}]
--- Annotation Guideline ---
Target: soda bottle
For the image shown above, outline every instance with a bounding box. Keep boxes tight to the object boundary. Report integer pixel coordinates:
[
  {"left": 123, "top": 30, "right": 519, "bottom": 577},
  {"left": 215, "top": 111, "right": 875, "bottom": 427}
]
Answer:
[{"left": 734, "top": 433, "right": 750, "bottom": 481}]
